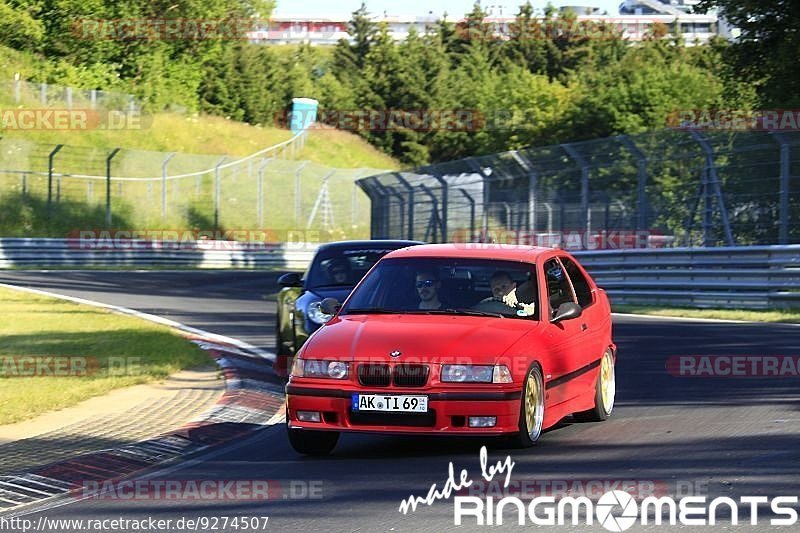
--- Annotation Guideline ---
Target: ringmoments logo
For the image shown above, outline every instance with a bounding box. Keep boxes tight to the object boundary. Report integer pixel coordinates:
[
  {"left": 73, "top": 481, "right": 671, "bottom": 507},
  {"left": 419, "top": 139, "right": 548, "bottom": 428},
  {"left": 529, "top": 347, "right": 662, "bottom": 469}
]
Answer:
[
  {"left": 453, "top": 491, "right": 799, "bottom": 528},
  {"left": 397, "top": 447, "right": 799, "bottom": 529}
]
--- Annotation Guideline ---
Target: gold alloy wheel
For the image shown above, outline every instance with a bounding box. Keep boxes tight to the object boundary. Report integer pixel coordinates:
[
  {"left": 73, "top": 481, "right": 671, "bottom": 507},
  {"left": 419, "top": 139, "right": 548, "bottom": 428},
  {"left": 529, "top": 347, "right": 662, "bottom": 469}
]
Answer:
[
  {"left": 600, "top": 351, "right": 616, "bottom": 415},
  {"left": 525, "top": 369, "right": 545, "bottom": 441}
]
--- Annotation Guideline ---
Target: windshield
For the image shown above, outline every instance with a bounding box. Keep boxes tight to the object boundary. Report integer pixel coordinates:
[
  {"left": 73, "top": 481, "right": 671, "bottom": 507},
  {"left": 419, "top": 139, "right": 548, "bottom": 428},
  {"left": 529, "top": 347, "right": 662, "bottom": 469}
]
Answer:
[
  {"left": 305, "top": 246, "right": 410, "bottom": 289},
  {"left": 342, "top": 258, "right": 539, "bottom": 320}
]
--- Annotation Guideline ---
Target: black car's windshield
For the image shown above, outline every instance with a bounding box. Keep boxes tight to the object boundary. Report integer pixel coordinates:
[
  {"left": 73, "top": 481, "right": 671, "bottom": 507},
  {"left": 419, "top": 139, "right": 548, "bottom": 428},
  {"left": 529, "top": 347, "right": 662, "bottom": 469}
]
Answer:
[
  {"left": 305, "top": 246, "right": 412, "bottom": 289},
  {"left": 342, "top": 258, "right": 539, "bottom": 320}
]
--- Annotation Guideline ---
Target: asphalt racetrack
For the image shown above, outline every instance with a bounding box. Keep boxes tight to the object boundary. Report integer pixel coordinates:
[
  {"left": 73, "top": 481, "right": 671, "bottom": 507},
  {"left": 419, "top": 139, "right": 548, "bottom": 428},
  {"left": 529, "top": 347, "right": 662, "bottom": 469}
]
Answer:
[{"left": 0, "top": 270, "right": 798, "bottom": 532}]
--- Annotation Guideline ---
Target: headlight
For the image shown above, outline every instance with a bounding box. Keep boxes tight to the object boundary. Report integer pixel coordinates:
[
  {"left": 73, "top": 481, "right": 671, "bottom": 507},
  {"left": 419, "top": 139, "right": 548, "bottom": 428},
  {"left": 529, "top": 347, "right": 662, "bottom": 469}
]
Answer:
[
  {"left": 292, "top": 359, "right": 349, "bottom": 379},
  {"left": 441, "top": 365, "right": 513, "bottom": 384},
  {"left": 307, "top": 301, "right": 334, "bottom": 325}
]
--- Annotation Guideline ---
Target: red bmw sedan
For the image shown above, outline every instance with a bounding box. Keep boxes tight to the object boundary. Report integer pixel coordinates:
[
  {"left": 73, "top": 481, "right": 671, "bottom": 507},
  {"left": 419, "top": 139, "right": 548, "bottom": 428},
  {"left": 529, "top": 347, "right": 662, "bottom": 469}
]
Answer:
[{"left": 285, "top": 244, "right": 616, "bottom": 455}]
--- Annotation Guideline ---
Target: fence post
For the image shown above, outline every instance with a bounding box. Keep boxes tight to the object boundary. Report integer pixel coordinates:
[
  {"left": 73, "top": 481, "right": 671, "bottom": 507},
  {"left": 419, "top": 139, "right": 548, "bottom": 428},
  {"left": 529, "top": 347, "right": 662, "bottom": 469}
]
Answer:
[
  {"left": 688, "top": 130, "right": 735, "bottom": 247},
  {"left": 161, "top": 153, "right": 176, "bottom": 223},
  {"left": 618, "top": 135, "right": 649, "bottom": 245},
  {"left": 66, "top": 87, "right": 73, "bottom": 109},
  {"left": 562, "top": 143, "right": 591, "bottom": 251},
  {"left": 257, "top": 158, "right": 273, "bottom": 228},
  {"left": 429, "top": 170, "right": 448, "bottom": 241},
  {"left": 40, "top": 83, "right": 46, "bottom": 105},
  {"left": 21, "top": 173, "right": 27, "bottom": 196},
  {"left": 90, "top": 89, "right": 97, "bottom": 109},
  {"left": 393, "top": 173, "right": 416, "bottom": 240},
  {"left": 47, "top": 144, "right": 64, "bottom": 219},
  {"left": 14, "top": 78, "right": 21, "bottom": 104},
  {"left": 106, "top": 148, "right": 121, "bottom": 227},
  {"left": 213, "top": 157, "right": 227, "bottom": 230},
  {"left": 771, "top": 132, "right": 791, "bottom": 245},
  {"left": 510, "top": 151, "right": 537, "bottom": 239},
  {"left": 294, "top": 161, "right": 310, "bottom": 224}
]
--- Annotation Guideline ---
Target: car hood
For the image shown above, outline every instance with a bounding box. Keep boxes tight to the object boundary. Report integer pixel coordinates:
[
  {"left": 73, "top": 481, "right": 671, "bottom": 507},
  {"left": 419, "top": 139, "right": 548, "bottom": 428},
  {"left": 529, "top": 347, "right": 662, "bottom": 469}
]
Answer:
[{"left": 301, "top": 314, "right": 539, "bottom": 365}]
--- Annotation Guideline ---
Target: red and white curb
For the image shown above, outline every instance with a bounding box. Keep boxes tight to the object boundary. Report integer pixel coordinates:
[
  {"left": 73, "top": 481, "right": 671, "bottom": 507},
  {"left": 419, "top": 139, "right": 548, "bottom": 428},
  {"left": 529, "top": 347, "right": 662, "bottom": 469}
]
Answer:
[{"left": 0, "top": 284, "right": 287, "bottom": 515}]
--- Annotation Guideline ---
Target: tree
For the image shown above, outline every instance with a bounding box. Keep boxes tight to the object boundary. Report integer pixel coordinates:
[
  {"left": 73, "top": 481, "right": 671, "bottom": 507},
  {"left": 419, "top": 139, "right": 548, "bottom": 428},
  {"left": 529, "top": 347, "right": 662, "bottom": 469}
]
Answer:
[
  {"left": 334, "top": 2, "right": 377, "bottom": 72},
  {"left": 696, "top": 0, "right": 800, "bottom": 107},
  {"left": 565, "top": 42, "right": 730, "bottom": 140},
  {"left": 503, "top": 2, "right": 549, "bottom": 74}
]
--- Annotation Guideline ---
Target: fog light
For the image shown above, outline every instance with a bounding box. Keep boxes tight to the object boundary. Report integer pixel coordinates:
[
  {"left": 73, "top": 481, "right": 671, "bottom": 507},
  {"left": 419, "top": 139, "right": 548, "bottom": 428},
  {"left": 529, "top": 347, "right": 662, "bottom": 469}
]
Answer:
[
  {"left": 297, "top": 411, "right": 321, "bottom": 422},
  {"left": 468, "top": 416, "right": 497, "bottom": 428}
]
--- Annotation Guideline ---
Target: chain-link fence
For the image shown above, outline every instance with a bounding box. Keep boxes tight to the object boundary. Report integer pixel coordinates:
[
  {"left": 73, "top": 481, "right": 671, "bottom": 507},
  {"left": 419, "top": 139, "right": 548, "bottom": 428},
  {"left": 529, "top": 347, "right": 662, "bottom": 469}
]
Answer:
[
  {"left": 358, "top": 130, "right": 800, "bottom": 249},
  {"left": 0, "top": 132, "right": 381, "bottom": 239},
  {"left": 2, "top": 79, "right": 144, "bottom": 112}
]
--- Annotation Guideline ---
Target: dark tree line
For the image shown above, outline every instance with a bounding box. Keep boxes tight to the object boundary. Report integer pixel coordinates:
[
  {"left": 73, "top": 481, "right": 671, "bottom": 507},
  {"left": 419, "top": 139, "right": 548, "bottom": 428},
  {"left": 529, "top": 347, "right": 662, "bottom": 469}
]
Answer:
[{"left": 0, "top": 1, "right": 791, "bottom": 165}]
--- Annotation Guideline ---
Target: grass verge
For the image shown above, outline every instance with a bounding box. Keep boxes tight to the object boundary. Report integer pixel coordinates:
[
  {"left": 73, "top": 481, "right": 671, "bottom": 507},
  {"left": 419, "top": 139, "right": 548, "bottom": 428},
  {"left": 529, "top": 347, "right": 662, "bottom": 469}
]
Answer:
[
  {"left": 0, "top": 286, "right": 212, "bottom": 425},
  {"left": 613, "top": 305, "right": 800, "bottom": 324}
]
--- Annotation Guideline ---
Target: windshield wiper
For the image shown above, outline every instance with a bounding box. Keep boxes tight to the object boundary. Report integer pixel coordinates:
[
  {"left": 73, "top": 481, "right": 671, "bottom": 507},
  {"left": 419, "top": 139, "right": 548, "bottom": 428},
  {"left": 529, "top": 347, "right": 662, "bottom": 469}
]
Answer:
[
  {"left": 409, "top": 308, "right": 505, "bottom": 318},
  {"left": 343, "top": 308, "right": 399, "bottom": 314}
]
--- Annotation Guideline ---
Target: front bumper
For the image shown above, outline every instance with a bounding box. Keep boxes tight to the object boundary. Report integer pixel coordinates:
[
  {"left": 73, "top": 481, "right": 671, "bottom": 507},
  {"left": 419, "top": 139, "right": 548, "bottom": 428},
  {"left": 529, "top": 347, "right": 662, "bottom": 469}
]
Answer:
[{"left": 286, "top": 384, "right": 522, "bottom": 435}]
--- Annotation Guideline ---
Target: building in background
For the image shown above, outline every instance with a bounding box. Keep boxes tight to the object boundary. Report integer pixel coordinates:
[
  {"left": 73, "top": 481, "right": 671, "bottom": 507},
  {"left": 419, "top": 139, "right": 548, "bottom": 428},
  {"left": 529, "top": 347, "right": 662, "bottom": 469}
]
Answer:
[{"left": 251, "top": 2, "right": 723, "bottom": 46}]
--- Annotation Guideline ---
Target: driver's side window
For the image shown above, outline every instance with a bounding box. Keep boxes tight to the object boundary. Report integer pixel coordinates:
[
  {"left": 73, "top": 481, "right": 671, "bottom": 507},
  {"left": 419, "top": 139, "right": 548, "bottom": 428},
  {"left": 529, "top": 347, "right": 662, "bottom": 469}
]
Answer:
[{"left": 543, "top": 259, "right": 576, "bottom": 319}]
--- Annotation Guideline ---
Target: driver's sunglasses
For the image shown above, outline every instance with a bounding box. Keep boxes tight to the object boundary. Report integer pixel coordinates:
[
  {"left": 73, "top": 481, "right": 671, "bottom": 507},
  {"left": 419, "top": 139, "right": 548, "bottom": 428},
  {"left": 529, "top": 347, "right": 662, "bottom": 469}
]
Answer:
[{"left": 415, "top": 280, "right": 436, "bottom": 289}]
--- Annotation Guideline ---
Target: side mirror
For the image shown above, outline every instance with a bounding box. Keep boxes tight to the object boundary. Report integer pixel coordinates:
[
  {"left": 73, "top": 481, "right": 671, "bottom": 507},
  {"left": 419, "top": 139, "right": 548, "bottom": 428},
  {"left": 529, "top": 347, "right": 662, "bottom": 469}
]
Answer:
[
  {"left": 551, "top": 302, "right": 582, "bottom": 324},
  {"left": 320, "top": 298, "right": 341, "bottom": 316},
  {"left": 278, "top": 272, "right": 303, "bottom": 288}
]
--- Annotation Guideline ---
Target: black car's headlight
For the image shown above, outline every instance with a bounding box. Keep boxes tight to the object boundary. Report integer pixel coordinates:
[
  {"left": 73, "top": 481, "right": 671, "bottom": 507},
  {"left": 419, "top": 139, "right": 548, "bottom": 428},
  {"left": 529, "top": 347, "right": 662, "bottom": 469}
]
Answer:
[
  {"left": 291, "top": 359, "right": 349, "bottom": 379},
  {"left": 307, "top": 301, "right": 334, "bottom": 325}
]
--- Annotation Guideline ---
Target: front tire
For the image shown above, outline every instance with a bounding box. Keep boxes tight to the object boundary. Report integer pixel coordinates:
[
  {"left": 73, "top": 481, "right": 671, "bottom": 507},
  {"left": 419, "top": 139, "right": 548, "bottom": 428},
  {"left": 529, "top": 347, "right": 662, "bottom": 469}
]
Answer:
[
  {"left": 287, "top": 427, "right": 339, "bottom": 456},
  {"left": 574, "top": 349, "right": 615, "bottom": 422},
  {"left": 513, "top": 364, "right": 545, "bottom": 448}
]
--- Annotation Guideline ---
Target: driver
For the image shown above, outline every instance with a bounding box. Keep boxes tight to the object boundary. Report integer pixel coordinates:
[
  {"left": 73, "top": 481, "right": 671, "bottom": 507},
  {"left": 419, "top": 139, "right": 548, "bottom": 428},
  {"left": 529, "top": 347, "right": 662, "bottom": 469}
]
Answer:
[{"left": 415, "top": 269, "right": 443, "bottom": 310}]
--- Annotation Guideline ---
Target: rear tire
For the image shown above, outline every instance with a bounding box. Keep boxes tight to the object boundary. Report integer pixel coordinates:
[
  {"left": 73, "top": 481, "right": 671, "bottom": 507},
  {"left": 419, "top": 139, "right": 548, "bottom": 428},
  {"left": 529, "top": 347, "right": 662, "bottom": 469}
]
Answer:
[
  {"left": 574, "top": 349, "right": 615, "bottom": 422},
  {"left": 287, "top": 427, "right": 339, "bottom": 456},
  {"left": 275, "top": 315, "right": 291, "bottom": 356},
  {"left": 275, "top": 316, "right": 292, "bottom": 377},
  {"left": 512, "top": 364, "right": 545, "bottom": 448}
]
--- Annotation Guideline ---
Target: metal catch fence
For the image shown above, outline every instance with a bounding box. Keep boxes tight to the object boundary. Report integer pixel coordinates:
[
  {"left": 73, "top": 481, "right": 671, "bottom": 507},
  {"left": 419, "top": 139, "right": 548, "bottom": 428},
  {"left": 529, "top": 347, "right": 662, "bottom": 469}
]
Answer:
[{"left": 358, "top": 129, "right": 800, "bottom": 249}]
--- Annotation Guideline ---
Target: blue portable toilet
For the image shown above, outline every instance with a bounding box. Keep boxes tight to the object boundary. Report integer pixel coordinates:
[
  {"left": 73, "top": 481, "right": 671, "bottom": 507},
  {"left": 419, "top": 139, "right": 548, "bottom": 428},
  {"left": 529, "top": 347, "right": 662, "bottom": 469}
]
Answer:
[{"left": 290, "top": 98, "right": 319, "bottom": 135}]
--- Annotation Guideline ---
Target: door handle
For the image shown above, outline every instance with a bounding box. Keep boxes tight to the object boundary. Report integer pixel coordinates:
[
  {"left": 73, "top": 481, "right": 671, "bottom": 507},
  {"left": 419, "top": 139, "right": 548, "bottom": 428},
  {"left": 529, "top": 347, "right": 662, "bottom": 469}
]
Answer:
[{"left": 581, "top": 324, "right": 588, "bottom": 331}]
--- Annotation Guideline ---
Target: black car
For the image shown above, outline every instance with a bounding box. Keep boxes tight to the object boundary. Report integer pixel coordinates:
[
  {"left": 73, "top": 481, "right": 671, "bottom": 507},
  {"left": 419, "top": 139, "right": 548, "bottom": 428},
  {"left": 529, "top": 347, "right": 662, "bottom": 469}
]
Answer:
[{"left": 274, "top": 240, "right": 422, "bottom": 375}]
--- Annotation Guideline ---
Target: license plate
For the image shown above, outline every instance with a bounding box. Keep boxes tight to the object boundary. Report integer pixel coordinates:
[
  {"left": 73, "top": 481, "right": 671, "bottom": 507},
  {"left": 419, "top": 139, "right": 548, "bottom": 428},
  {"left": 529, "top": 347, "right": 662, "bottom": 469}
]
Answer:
[{"left": 351, "top": 394, "right": 428, "bottom": 413}]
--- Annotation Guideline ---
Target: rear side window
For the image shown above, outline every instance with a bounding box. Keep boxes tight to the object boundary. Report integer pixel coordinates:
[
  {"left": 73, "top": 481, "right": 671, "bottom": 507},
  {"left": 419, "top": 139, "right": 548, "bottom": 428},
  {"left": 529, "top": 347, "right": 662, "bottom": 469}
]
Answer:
[
  {"left": 561, "top": 257, "right": 593, "bottom": 308},
  {"left": 543, "top": 259, "right": 576, "bottom": 318}
]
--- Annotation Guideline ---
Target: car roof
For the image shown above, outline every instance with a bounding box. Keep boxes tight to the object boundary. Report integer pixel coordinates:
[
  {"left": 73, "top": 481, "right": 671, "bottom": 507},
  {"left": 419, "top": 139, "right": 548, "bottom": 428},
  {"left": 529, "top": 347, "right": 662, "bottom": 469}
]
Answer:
[
  {"left": 315, "top": 240, "right": 424, "bottom": 253},
  {"left": 383, "top": 243, "right": 561, "bottom": 262}
]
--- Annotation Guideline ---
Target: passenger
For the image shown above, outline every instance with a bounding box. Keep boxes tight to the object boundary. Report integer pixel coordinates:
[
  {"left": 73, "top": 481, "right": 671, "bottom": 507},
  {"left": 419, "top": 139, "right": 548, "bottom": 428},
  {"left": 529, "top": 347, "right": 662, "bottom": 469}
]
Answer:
[
  {"left": 326, "top": 259, "right": 351, "bottom": 285},
  {"left": 474, "top": 271, "right": 536, "bottom": 316},
  {"left": 502, "top": 276, "right": 536, "bottom": 316}
]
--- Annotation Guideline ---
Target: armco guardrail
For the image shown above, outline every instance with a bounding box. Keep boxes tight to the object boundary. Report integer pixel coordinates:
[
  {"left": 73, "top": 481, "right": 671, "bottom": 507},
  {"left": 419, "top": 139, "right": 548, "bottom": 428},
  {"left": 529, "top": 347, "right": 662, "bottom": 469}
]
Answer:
[
  {"left": 574, "top": 245, "right": 800, "bottom": 309},
  {"left": 0, "top": 238, "right": 317, "bottom": 270},
  {"left": 1, "top": 240, "right": 797, "bottom": 310}
]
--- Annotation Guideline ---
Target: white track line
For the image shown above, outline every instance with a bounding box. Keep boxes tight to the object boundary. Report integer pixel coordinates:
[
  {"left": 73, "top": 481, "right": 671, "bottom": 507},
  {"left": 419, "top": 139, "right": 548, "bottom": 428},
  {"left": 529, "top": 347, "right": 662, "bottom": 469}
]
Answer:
[
  {"left": 0, "top": 282, "right": 275, "bottom": 361},
  {"left": 613, "top": 312, "right": 800, "bottom": 327}
]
